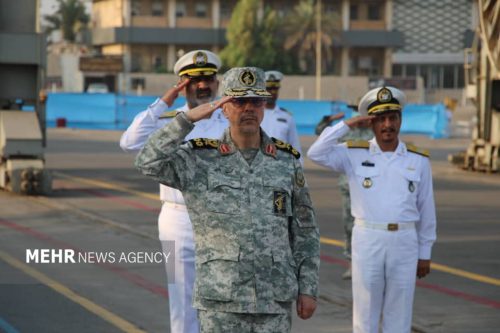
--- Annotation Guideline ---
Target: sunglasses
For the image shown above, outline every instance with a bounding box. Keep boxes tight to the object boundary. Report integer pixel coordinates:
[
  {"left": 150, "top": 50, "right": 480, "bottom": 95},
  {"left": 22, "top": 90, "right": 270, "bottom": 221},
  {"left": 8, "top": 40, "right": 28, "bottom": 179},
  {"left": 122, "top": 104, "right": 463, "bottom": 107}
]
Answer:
[
  {"left": 183, "top": 76, "right": 216, "bottom": 84},
  {"left": 231, "top": 98, "right": 266, "bottom": 107}
]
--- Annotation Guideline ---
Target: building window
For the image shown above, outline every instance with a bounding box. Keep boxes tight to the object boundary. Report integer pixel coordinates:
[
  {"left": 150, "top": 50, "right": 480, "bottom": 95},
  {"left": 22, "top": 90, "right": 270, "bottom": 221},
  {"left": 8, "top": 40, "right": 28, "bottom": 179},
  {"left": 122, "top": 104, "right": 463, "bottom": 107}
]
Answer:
[
  {"left": 350, "top": 4, "right": 358, "bottom": 20},
  {"left": 195, "top": 2, "right": 208, "bottom": 18},
  {"left": 152, "top": 0, "right": 164, "bottom": 16},
  {"left": 220, "top": 0, "right": 233, "bottom": 20},
  {"left": 457, "top": 65, "right": 464, "bottom": 88},
  {"left": 176, "top": 1, "right": 186, "bottom": 18},
  {"left": 392, "top": 64, "right": 403, "bottom": 77},
  {"left": 324, "top": 2, "right": 340, "bottom": 14},
  {"left": 443, "top": 65, "right": 455, "bottom": 88},
  {"left": 406, "top": 65, "right": 417, "bottom": 77},
  {"left": 429, "top": 65, "right": 440, "bottom": 89},
  {"left": 131, "top": 78, "right": 145, "bottom": 90},
  {"left": 131, "top": 0, "right": 141, "bottom": 16},
  {"left": 367, "top": 4, "right": 381, "bottom": 20}
]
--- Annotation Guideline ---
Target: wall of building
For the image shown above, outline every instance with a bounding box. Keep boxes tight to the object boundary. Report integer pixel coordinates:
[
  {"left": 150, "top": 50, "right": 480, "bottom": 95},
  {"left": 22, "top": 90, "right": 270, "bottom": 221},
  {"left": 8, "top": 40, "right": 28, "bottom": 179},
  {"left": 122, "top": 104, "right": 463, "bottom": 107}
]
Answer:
[{"left": 92, "top": 0, "right": 123, "bottom": 28}]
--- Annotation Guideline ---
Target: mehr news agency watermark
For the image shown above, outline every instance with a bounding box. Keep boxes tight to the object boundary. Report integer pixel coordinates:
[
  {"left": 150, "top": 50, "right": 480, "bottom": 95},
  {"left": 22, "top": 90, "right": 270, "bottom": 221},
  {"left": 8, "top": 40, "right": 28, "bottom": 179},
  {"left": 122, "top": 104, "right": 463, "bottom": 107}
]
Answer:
[{"left": 24, "top": 241, "right": 175, "bottom": 265}]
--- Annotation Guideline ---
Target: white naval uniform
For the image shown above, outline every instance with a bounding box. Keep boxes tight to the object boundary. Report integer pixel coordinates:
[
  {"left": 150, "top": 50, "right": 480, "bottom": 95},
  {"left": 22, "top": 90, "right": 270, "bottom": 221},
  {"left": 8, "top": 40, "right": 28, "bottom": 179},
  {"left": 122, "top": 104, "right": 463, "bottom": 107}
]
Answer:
[
  {"left": 261, "top": 105, "right": 302, "bottom": 158},
  {"left": 120, "top": 98, "right": 228, "bottom": 333},
  {"left": 307, "top": 121, "right": 437, "bottom": 333}
]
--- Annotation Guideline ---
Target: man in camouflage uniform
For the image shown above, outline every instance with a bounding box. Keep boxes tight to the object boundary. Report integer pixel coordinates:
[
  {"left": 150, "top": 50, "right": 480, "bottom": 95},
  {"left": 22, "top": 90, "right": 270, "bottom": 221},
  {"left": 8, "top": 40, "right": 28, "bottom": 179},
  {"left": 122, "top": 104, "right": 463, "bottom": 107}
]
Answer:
[{"left": 136, "top": 67, "right": 320, "bottom": 333}]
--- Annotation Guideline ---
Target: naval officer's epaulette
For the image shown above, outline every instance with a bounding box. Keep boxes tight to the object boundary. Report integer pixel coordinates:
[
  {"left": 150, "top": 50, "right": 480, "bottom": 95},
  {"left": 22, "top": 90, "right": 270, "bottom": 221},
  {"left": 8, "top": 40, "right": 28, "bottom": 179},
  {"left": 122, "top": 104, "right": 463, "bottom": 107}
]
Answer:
[
  {"left": 189, "top": 138, "right": 220, "bottom": 149},
  {"left": 406, "top": 144, "right": 430, "bottom": 158},
  {"left": 271, "top": 138, "right": 301, "bottom": 159},
  {"left": 158, "top": 110, "right": 178, "bottom": 119},
  {"left": 346, "top": 140, "right": 370, "bottom": 149},
  {"left": 279, "top": 107, "right": 292, "bottom": 115}
]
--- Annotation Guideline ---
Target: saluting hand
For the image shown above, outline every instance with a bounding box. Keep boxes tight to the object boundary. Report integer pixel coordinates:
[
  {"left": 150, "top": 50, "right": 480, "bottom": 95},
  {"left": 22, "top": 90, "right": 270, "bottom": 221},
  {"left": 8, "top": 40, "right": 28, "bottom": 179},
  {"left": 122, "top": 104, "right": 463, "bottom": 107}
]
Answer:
[
  {"left": 327, "top": 112, "right": 345, "bottom": 122},
  {"left": 417, "top": 259, "right": 431, "bottom": 279},
  {"left": 345, "top": 115, "right": 376, "bottom": 129},
  {"left": 296, "top": 294, "right": 317, "bottom": 320},
  {"left": 185, "top": 96, "right": 233, "bottom": 122},
  {"left": 161, "top": 79, "right": 191, "bottom": 107}
]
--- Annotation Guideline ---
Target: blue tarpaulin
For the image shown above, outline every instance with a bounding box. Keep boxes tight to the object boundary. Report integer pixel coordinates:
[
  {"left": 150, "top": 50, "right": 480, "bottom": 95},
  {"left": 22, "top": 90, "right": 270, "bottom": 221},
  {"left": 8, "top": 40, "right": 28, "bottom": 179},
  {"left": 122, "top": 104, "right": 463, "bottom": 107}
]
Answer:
[{"left": 44, "top": 93, "right": 449, "bottom": 138}]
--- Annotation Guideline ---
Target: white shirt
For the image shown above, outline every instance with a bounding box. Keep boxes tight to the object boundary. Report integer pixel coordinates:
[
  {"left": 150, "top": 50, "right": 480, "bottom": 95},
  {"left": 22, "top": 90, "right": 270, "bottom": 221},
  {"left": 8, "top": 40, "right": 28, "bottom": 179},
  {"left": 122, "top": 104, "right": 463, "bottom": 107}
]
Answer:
[
  {"left": 120, "top": 98, "right": 228, "bottom": 203},
  {"left": 307, "top": 121, "right": 437, "bottom": 259},
  {"left": 261, "top": 105, "right": 302, "bottom": 155}
]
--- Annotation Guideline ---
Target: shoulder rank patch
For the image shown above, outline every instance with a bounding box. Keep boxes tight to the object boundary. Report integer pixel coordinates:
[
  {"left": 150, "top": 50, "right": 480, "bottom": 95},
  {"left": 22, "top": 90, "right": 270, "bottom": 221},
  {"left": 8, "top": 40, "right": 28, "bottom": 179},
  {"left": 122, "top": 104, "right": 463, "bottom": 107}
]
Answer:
[
  {"left": 346, "top": 140, "right": 370, "bottom": 149},
  {"left": 406, "top": 144, "right": 430, "bottom": 158},
  {"left": 158, "top": 110, "right": 178, "bottom": 119},
  {"left": 271, "top": 137, "right": 301, "bottom": 159},
  {"left": 189, "top": 138, "right": 220, "bottom": 149}
]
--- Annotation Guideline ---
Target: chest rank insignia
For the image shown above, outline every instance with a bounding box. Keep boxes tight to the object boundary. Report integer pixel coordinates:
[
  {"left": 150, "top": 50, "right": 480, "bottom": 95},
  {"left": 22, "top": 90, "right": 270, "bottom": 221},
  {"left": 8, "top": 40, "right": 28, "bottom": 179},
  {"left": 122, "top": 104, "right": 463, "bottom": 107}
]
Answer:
[
  {"left": 189, "top": 138, "right": 219, "bottom": 149},
  {"left": 273, "top": 190, "right": 287, "bottom": 215},
  {"left": 362, "top": 177, "right": 372, "bottom": 188},
  {"left": 159, "top": 110, "right": 178, "bottom": 119},
  {"left": 408, "top": 181, "right": 415, "bottom": 193},
  {"left": 271, "top": 138, "right": 301, "bottom": 159}
]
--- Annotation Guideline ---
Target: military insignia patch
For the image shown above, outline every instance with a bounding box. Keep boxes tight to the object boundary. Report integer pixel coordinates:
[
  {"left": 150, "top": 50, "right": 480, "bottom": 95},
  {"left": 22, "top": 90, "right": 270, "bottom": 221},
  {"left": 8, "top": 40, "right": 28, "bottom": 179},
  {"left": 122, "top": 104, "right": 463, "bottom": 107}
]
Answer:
[
  {"left": 377, "top": 87, "right": 392, "bottom": 103},
  {"left": 273, "top": 191, "right": 287, "bottom": 215},
  {"left": 296, "top": 169, "right": 305, "bottom": 187},
  {"left": 158, "top": 110, "right": 178, "bottom": 119},
  {"left": 239, "top": 70, "right": 256, "bottom": 87},
  {"left": 271, "top": 138, "right": 301, "bottom": 159},
  {"left": 346, "top": 140, "right": 370, "bottom": 149},
  {"left": 193, "top": 51, "right": 208, "bottom": 67},
  {"left": 219, "top": 143, "right": 232, "bottom": 155},
  {"left": 406, "top": 144, "right": 430, "bottom": 158},
  {"left": 265, "top": 143, "right": 276, "bottom": 157},
  {"left": 189, "top": 138, "right": 220, "bottom": 149}
]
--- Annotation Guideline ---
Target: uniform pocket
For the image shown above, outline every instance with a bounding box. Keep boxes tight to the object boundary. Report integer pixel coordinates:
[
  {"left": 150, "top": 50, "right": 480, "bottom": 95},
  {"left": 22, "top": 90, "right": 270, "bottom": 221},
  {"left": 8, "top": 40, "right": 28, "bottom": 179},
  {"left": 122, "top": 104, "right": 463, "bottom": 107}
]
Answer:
[
  {"left": 271, "top": 250, "right": 299, "bottom": 302},
  {"left": 196, "top": 244, "right": 240, "bottom": 302},
  {"left": 401, "top": 169, "right": 420, "bottom": 194},
  {"left": 354, "top": 166, "right": 380, "bottom": 190},
  {"left": 206, "top": 170, "right": 241, "bottom": 214}
]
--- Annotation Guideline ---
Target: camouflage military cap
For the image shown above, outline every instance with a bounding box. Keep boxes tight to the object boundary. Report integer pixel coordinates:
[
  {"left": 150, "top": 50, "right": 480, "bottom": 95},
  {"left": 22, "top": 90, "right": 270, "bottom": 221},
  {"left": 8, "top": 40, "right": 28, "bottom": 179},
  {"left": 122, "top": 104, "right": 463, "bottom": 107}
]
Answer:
[{"left": 221, "top": 67, "right": 271, "bottom": 98}]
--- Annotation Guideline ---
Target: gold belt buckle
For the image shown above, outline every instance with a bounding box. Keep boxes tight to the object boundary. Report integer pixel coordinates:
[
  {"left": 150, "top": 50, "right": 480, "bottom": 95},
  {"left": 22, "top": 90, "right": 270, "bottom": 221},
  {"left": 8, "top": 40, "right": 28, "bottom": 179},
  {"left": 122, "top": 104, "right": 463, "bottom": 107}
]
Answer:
[{"left": 387, "top": 223, "right": 398, "bottom": 231}]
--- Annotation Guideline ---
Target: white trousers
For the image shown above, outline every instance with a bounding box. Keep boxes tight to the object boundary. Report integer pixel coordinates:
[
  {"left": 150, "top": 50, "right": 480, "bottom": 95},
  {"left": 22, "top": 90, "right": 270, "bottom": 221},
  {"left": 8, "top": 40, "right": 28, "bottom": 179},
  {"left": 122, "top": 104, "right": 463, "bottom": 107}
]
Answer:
[
  {"left": 352, "top": 224, "right": 418, "bottom": 333},
  {"left": 159, "top": 203, "right": 199, "bottom": 333}
]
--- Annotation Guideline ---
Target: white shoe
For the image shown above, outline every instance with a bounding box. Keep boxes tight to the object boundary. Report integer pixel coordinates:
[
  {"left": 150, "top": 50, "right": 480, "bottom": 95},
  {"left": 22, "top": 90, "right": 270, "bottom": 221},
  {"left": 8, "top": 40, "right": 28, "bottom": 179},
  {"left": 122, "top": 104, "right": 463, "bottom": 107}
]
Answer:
[{"left": 342, "top": 266, "right": 352, "bottom": 280}]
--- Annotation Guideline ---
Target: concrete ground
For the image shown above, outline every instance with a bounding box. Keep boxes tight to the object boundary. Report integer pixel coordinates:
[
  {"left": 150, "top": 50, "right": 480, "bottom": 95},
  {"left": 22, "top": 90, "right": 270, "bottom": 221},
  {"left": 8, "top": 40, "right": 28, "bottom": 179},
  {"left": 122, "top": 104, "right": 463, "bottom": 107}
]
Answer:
[{"left": 0, "top": 126, "right": 499, "bottom": 333}]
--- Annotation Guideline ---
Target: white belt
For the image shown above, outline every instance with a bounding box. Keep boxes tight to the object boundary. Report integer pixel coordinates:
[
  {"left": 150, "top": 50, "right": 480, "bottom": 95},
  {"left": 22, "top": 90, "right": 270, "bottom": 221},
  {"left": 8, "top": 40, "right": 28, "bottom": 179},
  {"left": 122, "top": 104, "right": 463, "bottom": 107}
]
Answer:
[
  {"left": 355, "top": 219, "right": 416, "bottom": 231},
  {"left": 161, "top": 201, "right": 188, "bottom": 212}
]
